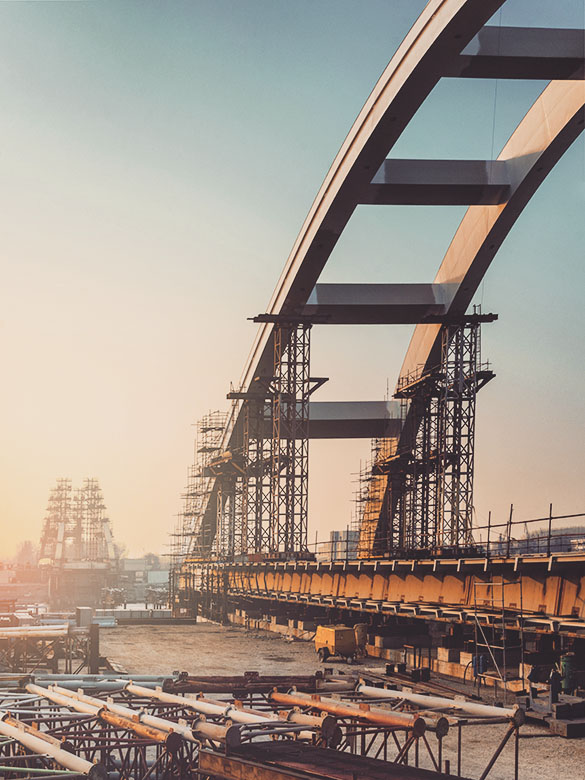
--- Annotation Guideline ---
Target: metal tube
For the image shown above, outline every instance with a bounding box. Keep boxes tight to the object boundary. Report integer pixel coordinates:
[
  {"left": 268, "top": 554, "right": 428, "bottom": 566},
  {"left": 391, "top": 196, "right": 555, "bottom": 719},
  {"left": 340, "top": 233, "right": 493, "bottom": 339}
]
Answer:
[
  {"left": 0, "top": 623, "right": 69, "bottom": 630},
  {"left": 0, "top": 626, "right": 69, "bottom": 639},
  {"left": 478, "top": 724, "right": 515, "bottom": 780},
  {"left": 269, "top": 690, "right": 426, "bottom": 736},
  {"left": 0, "top": 710, "right": 91, "bottom": 719},
  {"left": 315, "top": 680, "right": 357, "bottom": 692},
  {"left": 279, "top": 710, "right": 342, "bottom": 747},
  {"left": 355, "top": 683, "right": 524, "bottom": 725},
  {"left": 50, "top": 685, "right": 240, "bottom": 748},
  {"left": 36, "top": 674, "right": 172, "bottom": 682},
  {"left": 26, "top": 684, "right": 183, "bottom": 752},
  {"left": 98, "top": 709, "right": 182, "bottom": 752},
  {"left": 2, "top": 715, "right": 74, "bottom": 753},
  {"left": 38, "top": 680, "right": 129, "bottom": 692},
  {"left": 199, "top": 696, "right": 315, "bottom": 740},
  {"left": 122, "top": 682, "right": 314, "bottom": 739},
  {"left": 124, "top": 684, "right": 230, "bottom": 717},
  {"left": 0, "top": 715, "right": 107, "bottom": 779},
  {"left": 0, "top": 768, "right": 82, "bottom": 776},
  {"left": 26, "top": 684, "right": 101, "bottom": 716},
  {"left": 195, "top": 696, "right": 316, "bottom": 741}
]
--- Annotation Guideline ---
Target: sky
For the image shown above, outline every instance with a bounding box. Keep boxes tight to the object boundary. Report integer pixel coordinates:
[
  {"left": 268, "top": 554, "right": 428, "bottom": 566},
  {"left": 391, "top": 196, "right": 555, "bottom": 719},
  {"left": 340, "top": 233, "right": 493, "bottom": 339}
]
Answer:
[{"left": 0, "top": 0, "right": 584, "bottom": 558}]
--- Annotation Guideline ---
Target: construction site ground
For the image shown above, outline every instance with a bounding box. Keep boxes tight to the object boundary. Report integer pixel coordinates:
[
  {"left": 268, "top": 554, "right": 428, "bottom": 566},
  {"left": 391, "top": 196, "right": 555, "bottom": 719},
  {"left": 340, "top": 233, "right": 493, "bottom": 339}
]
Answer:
[{"left": 101, "top": 623, "right": 585, "bottom": 780}]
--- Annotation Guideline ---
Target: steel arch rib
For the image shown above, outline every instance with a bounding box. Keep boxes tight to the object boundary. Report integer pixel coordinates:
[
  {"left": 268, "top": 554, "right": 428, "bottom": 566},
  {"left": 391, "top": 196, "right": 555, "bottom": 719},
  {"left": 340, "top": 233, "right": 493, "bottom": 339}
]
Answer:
[
  {"left": 236, "top": 0, "right": 505, "bottom": 396},
  {"left": 197, "top": 2, "right": 584, "bottom": 556},
  {"left": 400, "top": 79, "right": 585, "bottom": 379}
]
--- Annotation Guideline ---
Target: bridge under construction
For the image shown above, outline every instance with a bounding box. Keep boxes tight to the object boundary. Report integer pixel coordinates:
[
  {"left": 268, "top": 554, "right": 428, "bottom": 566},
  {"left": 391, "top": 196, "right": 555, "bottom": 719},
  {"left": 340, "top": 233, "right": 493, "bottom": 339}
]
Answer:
[{"left": 171, "top": 0, "right": 585, "bottom": 694}]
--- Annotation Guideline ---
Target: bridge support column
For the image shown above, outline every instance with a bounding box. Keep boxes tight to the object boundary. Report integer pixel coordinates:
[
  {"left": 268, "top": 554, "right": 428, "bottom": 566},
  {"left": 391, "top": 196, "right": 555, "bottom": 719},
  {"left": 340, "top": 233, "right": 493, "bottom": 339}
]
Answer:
[
  {"left": 240, "top": 322, "right": 311, "bottom": 556},
  {"left": 242, "top": 396, "right": 273, "bottom": 554},
  {"left": 438, "top": 320, "right": 481, "bottom": 547},
  {"left": 271, "top": 323, "right": 311, "bottom": 555},
  {"left": 390, "top": 315, "right": 495, "bottom": 553}
]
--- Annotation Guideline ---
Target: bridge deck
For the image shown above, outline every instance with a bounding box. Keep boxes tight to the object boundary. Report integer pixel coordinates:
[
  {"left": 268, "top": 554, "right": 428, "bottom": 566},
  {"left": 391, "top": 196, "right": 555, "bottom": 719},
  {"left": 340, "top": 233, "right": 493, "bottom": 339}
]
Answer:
[{"left": 184, "top": 551, "right": 585, "bottom": 631}]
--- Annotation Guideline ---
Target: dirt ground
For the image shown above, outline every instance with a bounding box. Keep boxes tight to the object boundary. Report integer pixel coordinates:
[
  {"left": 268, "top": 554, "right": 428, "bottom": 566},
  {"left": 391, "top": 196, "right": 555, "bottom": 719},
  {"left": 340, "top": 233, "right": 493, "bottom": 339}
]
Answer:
[{"left": 101, "top": 623, "right": 585, "bottom": 780}]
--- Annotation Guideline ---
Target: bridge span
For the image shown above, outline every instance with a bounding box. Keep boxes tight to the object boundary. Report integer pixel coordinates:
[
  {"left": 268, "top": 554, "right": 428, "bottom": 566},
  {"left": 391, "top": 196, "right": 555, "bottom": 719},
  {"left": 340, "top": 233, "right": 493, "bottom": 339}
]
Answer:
[{"left": 172, "top": 0, "right": 585, "bottom": 688}]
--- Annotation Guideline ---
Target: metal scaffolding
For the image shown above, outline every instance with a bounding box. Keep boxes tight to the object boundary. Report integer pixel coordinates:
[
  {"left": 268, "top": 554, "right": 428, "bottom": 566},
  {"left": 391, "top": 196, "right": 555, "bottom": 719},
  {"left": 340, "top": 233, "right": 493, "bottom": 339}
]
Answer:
[
  {"left": 473, "top": 576, "right": 526, "bottom": 705},
  {"left": 402, "top": 316, "right": 494, "bottom": 551},
  {"left": 271, "top": 323, "right": 310, "bottom": 555},
  {"left": 180, "top": 411, "right": 228, "bottom": 559},
  {"left": 242, "top": 394, "right": 274, "bottom": 555},
  {"left": 231, "top": 321, "right": 312, "bottom": 557},
  {"left": 355, "top": 439, "right": 394, "bottom": 559},
  {"left": 39, "top": 478, "right": 115, "bottom": 565},
  {"left": 361, "top": 316, "right": 495, "bottom": 557}
]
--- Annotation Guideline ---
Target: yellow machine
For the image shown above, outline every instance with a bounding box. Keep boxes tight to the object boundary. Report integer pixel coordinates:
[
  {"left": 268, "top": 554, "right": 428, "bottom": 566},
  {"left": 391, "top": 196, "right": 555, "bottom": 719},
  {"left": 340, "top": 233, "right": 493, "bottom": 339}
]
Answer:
[{"left": 314, "top": 625, "right": 357, "bottom": 662}]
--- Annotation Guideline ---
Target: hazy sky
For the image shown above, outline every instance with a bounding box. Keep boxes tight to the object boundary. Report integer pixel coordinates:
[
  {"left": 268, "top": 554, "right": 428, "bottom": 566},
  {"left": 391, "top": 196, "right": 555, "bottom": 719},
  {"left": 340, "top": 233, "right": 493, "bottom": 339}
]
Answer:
[{"left": 1, "top": 1, "right": 584, "bottom": 558}]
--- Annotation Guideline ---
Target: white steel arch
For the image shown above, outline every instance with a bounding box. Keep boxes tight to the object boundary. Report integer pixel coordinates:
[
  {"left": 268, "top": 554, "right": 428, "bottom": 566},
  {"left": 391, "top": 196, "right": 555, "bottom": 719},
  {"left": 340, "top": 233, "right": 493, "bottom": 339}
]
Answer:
[{"left": 193, "top": 0, "right": 584, "bottom": 556}]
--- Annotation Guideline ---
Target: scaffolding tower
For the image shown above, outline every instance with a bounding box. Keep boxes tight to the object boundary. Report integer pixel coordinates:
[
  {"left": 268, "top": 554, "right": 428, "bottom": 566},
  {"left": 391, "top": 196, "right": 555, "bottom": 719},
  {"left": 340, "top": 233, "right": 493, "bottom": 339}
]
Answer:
[
  {"left": 356, "top": 315, "right": 495, "bottom": 557},
  {"left": 354, "top": 439, "right": 395, "bottom": 559},
  {"left": 39, "top": 478, "right": 115, "bottom": 565},
  {"left": 473, "top": 577, "right": 525, "bottom": 705},
  {"left": 271, "top": 323, "right": 311, "bottom": 555},
  {"left": 180, "top": 411, "right": 228, "bottom": 560},
  {"left": 224, "top": 321, "right": 313, "bottom": 558},
  {"left": 396, "top": 316, "right": 494, "bottom": 552}
]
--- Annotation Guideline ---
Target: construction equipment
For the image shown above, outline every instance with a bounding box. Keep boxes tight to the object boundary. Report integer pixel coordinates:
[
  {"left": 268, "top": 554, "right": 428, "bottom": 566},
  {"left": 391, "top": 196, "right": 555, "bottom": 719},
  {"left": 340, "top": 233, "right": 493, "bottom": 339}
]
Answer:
[{"left": 315, "top": 624, "right": 357, "bottom": 662}]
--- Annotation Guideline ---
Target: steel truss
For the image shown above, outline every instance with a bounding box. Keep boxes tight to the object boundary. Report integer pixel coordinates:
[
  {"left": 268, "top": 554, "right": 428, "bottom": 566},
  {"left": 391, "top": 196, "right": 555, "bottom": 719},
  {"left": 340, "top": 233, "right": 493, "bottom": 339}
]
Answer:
[
  {"left": 271, "top": 324, "right": 310, "bottom": 555},
  {"left": 0, "top": 628, "right": 98, "bottom": 675},
  {"left": 237, "top": 323, "right": 311, "bottom": 557},
  {"left": 242, "top": 396, "right": 274, "bottom": 554},
  {"left": 389, "top": 318, "right": 494, "bottom": 553}
]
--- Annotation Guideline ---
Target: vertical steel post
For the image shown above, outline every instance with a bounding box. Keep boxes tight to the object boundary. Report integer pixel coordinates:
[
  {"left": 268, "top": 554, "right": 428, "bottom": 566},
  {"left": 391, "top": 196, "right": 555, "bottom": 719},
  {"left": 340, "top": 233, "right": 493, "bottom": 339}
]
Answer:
[{"left": 506, "top": 504, "right": 514, "bottom": 558}]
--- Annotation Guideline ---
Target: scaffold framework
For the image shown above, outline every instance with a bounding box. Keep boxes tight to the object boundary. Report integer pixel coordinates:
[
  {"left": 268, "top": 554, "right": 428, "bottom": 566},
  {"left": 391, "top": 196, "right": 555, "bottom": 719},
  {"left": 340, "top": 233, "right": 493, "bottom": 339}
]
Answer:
[
  {"left": 39, "top": 478, "right": 115, "bottom": 565},
  {"left": 238, "top": 322, "right": 312, "bottom": 557},
  {"left": 177, "top": 411, "right": 228, "bottom": 561},
  {"left": 356, "top": 317, "right": 495, "bottom": 557}
]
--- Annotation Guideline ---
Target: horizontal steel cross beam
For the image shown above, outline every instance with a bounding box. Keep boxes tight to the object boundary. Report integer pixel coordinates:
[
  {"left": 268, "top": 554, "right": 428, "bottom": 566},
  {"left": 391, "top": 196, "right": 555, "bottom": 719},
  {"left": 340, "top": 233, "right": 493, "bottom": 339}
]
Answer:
[
  {"left": 302, "top": 282, "right": 454, "bottom": 323},
  {"left": 447, "top": 26, "right": 585, "bottom": 80},
  {"left": 308, "top": 400, "right": 402, "bottom": 439},
  {"left": 363, "top": 159, "right": 510, "bottom": 206},
  {"left": 247, "top": 401, "right": 402, "bottom": 439}
]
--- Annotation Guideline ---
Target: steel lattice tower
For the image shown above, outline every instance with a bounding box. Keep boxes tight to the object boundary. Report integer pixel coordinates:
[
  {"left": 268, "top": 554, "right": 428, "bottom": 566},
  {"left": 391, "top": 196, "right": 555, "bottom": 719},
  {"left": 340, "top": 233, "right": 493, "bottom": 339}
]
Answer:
[
  {"left": 233, "top": 322, "right": 312, "bottom": 557},
  {"left": 436, "top": 320, "right": 495, "bottom": 546},
  {"left": 385, "top": 316, "right": 495, "bottom": 553},
  {"left": 242, "top": 396, "right": 274, "bottom": 554},
  {"left": 270, "top": 324, "right": 310, "bottom": 555}
]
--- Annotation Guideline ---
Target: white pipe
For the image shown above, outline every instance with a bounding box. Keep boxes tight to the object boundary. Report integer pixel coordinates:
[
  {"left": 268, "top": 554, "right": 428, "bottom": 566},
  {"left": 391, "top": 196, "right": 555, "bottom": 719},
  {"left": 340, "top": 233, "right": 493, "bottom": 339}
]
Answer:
[
  {"left": 123, "top": 681, "right": 314, "bottom": 739},
  {"left": 51, "top": 685, "right": 234, "bottom": 745},
  {"left": 355, "top": 683, "right": 524, "bottom": 723},
  {"left": 26, "top": 683, "right": 101, "bottom": 716},
  {"left": 0, "top": 625, "right": 69, "bottom": 639},
  {"left": 0, "top": 714, "right": 107, "bottom": 778},
  {"left": 2, "top": 623, "right": 69, "bottom": 630}
]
